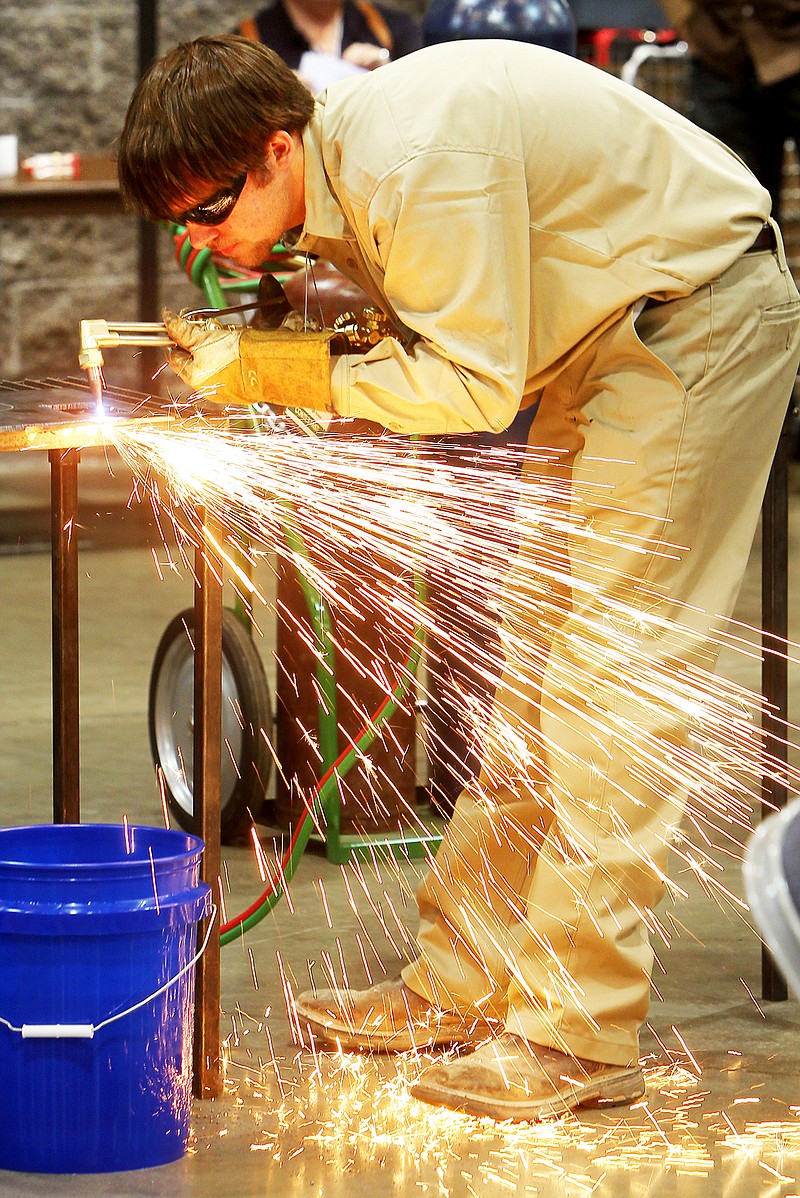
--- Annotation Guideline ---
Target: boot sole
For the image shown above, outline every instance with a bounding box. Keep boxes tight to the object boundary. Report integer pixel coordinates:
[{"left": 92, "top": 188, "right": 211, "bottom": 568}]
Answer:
[
  {"left": 410, "top": 1068, "right": 646, "bottom": 1121},
  {"left": 295, "top": 1006, "right": 491, "bottom": 1054}
]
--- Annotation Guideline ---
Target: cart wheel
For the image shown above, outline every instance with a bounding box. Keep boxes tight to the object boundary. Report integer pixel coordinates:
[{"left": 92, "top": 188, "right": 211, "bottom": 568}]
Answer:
[{"left": 148, "top": 607, "right": 273, "bottom": 843}]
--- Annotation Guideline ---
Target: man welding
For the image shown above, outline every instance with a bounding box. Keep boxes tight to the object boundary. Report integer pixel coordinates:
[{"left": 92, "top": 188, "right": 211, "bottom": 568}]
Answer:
[{"left": 117, "top": 34, "right": 800, "bottom": 1121}]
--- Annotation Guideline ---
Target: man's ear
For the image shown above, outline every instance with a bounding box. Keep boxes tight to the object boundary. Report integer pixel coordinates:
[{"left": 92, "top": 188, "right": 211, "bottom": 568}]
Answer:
[{"left": 267, "top": 130, "right": 295, "bottom": 169}]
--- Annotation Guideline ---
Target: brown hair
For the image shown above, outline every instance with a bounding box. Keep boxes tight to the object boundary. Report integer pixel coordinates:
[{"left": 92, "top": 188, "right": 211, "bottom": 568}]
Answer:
[{"left": 117, "top": 34, "right": 315, "bottom": 221}]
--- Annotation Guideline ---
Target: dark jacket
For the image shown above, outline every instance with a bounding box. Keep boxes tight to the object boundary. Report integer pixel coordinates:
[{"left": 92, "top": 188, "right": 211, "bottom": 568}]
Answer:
[
  {"left": 238, "top": 0, "right": 421, "bottom": 71},
  {"left": 667, "top": 0, "right": 800, "bottom": 81}
]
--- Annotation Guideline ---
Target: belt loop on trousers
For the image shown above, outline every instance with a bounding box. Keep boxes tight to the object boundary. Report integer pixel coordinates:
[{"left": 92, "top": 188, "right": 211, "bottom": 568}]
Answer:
[{"left": 745, "top": 223, "right": 777, "bottom": 254}]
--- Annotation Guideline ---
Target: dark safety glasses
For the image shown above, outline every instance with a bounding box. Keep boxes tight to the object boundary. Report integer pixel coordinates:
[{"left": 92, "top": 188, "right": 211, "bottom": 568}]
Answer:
[{"left": 176, "top": 171, "right": 248, "bottom": 226}]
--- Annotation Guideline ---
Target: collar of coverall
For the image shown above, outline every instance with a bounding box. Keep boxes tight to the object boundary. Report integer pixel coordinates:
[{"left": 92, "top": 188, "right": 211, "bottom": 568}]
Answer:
[{"left": 282, "top": 105, "right": 357, "bottom": 251}]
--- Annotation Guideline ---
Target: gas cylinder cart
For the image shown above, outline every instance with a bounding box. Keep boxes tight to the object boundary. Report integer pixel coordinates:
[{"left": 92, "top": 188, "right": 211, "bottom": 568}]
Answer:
[
  {"left": 146, "top": 232, "right": 292, "bottom": 845},
  {"left": 146, "top": 226, "right": 441, "bottom": 869}
]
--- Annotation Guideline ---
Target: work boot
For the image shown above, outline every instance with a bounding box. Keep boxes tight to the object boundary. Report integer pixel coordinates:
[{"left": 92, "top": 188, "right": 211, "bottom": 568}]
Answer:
[
  {"left": 294, "top": 978, "right": 495, "bottom": 1052},
  {"left": 410, "top": 1033, "right": 646, "bottom": 1121}
]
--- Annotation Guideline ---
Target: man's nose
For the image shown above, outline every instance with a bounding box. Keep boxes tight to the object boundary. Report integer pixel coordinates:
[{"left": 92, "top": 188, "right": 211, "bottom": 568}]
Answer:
[{"left": 186, "top": 222, "right": 217, "bottom": 250}]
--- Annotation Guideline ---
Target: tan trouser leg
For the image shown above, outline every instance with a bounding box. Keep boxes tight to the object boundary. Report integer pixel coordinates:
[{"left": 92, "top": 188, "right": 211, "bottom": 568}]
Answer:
[
  {"left": 403, "top": 417, "right": 577, "bottom": 1019},
  {"left": 405, "top": 236, "right": 800, "bottom": 1063}
]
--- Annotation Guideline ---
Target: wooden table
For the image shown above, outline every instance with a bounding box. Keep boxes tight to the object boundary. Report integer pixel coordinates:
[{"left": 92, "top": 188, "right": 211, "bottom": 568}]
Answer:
[{"left": 0, "top": 156, "right": 160, "bottom": 326}]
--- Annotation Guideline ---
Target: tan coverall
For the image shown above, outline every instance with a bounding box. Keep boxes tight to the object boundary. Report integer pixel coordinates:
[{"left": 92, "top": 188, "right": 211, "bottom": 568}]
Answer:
[{"left": 278, "top": 39, "right": 800, "bottom": 1064}]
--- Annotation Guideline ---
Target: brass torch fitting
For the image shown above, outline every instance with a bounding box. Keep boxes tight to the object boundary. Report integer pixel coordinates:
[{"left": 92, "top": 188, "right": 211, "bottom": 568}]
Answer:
[
  {"left": 78, "top": 319, "right": 115, "bottom": 372},
  {"left": 78, "top": 319, "right": 174, "bottom": 372}
]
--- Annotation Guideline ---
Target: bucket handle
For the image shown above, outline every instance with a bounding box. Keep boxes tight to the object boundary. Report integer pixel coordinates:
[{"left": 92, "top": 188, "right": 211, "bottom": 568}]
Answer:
[{"left": 0, "top": 905, "right": 217, "bottom": 1041}]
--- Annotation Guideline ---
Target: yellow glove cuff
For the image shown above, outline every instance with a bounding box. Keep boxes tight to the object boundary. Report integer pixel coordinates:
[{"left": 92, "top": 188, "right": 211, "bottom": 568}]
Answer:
[{"left": 238, "top": 328, "right": 336, "bottom": 412}]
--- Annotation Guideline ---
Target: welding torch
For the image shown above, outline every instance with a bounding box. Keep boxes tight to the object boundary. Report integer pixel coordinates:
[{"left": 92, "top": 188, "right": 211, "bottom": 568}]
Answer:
[
  {"left": 78, "top": 312, "right": 333, "bottom": 435},
  {"left": 79, "top": 288, "right": 396, "bottom": 427},
  {"left": 78, "top": 319, "right": 174, "bottom": 405},
  {"left": 78, "top": 276, "right": 303, "bottom": 406}
]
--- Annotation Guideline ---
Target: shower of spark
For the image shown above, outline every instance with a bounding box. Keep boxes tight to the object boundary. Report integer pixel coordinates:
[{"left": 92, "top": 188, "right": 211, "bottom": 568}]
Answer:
[
  {"left": 112, "top": 418, "right": 800, "bottom": 1055},
  {"left": 205, "top": 841, "right": 798, "bottom": 1187},
  {"left": 195, "top": 1037, "right": 800, "bottom": 1193}
]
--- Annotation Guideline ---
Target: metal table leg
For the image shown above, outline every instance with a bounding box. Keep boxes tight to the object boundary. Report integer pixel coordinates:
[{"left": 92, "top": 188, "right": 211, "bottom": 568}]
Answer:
[
  {"left": 49, "top": 448, "right": 80, "bottom": 824},
  {"left": 192, "top": 506, "right": 223, "bottom": 1098},
  {"left": 760, "top": 402, "right": 792, "bottom": 1002}
]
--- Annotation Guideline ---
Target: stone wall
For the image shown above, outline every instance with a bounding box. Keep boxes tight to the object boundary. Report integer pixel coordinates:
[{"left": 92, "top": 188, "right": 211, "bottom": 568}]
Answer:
[{"left": 0, "top": 0, "right": 423, "bottom": 387}]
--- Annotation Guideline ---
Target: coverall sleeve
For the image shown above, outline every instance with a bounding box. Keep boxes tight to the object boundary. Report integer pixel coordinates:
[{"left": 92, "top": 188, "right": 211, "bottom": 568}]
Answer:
[{"left": 331, "top": 148, "right": 532, "bottom": 435}]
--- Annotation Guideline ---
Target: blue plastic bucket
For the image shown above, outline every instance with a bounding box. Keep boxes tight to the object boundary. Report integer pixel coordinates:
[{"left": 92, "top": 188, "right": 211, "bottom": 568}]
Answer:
[{"left": 0, "top": 823, "right": 212, "bottom": 1173}]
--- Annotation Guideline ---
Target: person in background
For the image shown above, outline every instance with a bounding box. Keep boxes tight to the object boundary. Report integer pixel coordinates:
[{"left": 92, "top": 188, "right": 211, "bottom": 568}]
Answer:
[
  {"left": 663, "top": 0, "right": 800, "bottom": 214},
  {"left": 236, "top": 0, "right": 421, "bottom": 89}
]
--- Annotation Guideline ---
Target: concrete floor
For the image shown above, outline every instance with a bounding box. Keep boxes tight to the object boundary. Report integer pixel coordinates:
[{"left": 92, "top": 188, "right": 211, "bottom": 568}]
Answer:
[{"left": 0, "top": 446, "right": 799, "bottom": 1196}]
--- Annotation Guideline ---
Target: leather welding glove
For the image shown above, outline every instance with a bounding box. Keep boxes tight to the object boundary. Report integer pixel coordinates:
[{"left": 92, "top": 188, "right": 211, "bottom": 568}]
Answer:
[
  {"left": 163, "top": 307, "right": 334, "bottom": 411},
  {"left": 163, "top": 309, "right": 246, "bottom": 403}
]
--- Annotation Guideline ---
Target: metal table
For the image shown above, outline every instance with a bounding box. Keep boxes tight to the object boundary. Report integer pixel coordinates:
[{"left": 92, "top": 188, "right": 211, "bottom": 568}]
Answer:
[{"left": 0, "top": 380, "right": 223, "bottom": 1098}]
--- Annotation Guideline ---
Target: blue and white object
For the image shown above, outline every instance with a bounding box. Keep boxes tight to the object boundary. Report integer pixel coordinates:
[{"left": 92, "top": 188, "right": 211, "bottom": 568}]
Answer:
[{"left": 744, "top": 800, "right": 800, "bottom": 998}]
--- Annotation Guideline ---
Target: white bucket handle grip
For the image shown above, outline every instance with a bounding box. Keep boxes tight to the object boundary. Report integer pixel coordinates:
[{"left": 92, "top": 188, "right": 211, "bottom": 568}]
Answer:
[{"left": 0, "top": 905, "right": 217, "bottom": 1041}]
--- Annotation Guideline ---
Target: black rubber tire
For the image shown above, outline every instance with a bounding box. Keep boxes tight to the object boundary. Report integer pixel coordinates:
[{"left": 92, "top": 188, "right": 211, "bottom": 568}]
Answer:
[{"left": 148, "top": 607, "right": 273, "bottom": 843}]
